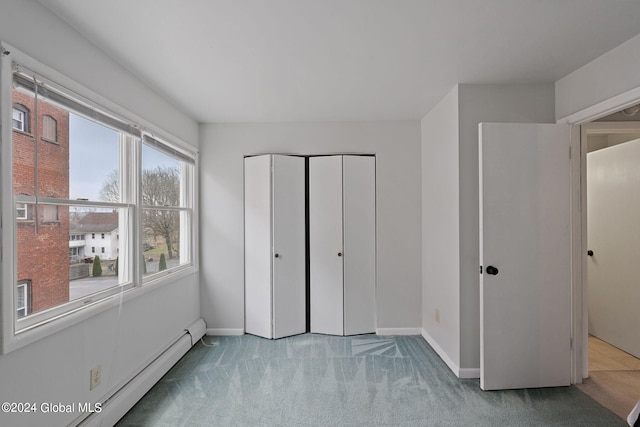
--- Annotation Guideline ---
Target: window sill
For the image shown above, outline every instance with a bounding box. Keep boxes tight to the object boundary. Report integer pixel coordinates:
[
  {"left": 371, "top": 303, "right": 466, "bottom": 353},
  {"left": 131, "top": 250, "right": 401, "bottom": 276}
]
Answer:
[
  {"left": 1, "top": 265, "right": 197, "bottom": 355},
  {"left": 12, "top": 129, "right": 33, "bottom": 138},
  {"left": 41, "top": 137, "right": 59, "bottom": 145}
]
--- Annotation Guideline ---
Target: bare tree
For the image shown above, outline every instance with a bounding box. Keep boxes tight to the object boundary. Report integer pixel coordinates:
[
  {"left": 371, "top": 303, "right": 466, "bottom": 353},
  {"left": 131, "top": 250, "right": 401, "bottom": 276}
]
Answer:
[
  {"left": 142, "top": 167, "right": 180, "bottom": 259},
  {"left": 99, "top": 170, "right": 120, "bottom": 202},
  {"left": 99, "top": 166, "right": 180, "bottom": 259}
]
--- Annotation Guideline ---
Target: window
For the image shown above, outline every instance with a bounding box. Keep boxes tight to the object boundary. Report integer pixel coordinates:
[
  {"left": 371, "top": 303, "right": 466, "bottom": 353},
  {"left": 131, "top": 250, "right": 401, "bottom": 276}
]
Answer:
[
  {"left": 42, "top": 115, "right": 57, "bottom": 142},
  {"left": 16, "top": 281, "right": 31, "bottom": 319},
  {"left": 69, "top": 247, "right": 80, "bottom": 260},
  {"left": 5, "top": 55, "right": 196, "bottom": 347},
  {"left": 141, "top": 137, "right": 194, "bottom": 278},
  {"left": 42, "top": 204, "right": 58, "bottom": 222},
  {"left": 12, "top": 104, "right": 29, "bottom": 132},
  {"left": 16, "top": 203, "right": 28, "bottom": 220}
]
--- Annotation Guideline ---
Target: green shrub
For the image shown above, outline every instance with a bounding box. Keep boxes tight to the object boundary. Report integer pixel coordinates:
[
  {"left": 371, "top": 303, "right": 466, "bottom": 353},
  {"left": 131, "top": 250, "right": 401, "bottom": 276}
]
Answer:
[
  {"left": 159, "top": 253, "right": 167, "bottom": 271},
  {"left": 92, "top": 255, "right": 102, "bottom": 277}
]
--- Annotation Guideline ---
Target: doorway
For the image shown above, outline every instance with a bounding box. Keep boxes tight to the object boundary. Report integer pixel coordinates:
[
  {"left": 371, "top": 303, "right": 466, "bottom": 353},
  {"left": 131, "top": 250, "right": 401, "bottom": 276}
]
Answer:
[{"left": 577, "top": 119, "right": 640, "bottom": 418}]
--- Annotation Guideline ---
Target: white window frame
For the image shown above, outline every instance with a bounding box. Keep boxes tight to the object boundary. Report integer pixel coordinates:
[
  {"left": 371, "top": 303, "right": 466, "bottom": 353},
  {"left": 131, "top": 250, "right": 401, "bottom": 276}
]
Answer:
[
  {"left": 140, "top": 137, "right": 196, "bottom": 282},
  {"left": 16, "top": 202, "right": 27, "bottom": 220},
  {"left": 12, "top": 105, "right": 27, "bottom": 132},
  {"left": 0, "top": 43, "right": 198, "bottom": 354},
  {"left": 16, "top": 280, "right": 30, "bottom": 318}
]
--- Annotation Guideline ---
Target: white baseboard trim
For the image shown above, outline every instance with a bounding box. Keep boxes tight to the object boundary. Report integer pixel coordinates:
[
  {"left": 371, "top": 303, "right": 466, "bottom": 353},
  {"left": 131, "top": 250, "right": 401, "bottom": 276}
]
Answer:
[
  {"left": 77, "top": 333, "right": 192, "bottom": 427},
  {"left": 376, "top": 328, "right": 422, "bottom": 336},
  {"left": 206, "top": 328, "right": 245, "bottom": 336},
  {"left": 421, "top": 329, "right": 460, "bottom": 377},
  {"left": 458, "top": 368, "right": 480, "bottom": 379}
]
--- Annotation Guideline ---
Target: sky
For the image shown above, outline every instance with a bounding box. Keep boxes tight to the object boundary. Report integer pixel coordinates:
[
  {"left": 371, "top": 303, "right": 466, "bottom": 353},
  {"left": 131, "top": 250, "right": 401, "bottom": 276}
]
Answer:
[{"left": 69, "top": 113, "right": 178, "bottom": 201}]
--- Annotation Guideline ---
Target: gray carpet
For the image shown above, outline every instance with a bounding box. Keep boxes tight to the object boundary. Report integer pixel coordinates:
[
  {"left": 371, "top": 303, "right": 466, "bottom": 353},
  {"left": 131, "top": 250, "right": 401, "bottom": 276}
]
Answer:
[{"left": 117, "top": 334, "right": 625, "bottom": 426}]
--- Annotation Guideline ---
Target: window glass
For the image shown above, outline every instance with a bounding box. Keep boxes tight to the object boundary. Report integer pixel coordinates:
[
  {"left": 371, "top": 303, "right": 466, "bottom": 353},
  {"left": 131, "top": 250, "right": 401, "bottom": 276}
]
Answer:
[
  {"left": 42, "top": 204, "right": 58, "bottom": 222},
  {"left": 11, "top": 70, "right": 133, "bottom": 324},
  {"left": 13, "top": 107, "right": 27, "bottom": 131},
  {"left": 16, "top": 203, "right": 28, "bottom": 220},
  {"left": 70, "top": 114, "right": 120, "bottom": 202},
  {"left": 42, "top": 115, "right": 57, "bottom": 142},
  {"left": 16, "top": 205, "right": 128, "bottom": 313},
  {"left": 16, "top": 281, "right": 30, "bottom": 318},
  {"left": 141, "top": 143, "right": 191, "bottom": 277},
  {"left": 8, "top": 62, "right": 195, "bottom": 337}
]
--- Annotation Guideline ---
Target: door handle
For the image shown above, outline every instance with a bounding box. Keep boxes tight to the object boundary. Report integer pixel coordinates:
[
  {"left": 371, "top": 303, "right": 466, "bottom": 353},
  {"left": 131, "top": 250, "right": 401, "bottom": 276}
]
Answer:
[
  {"left": 587, "top": 250, "right": 594, "bottom": 257},
  {"left": 486, "top": 265, "right": 499, "bottom": 275},
  {"left": 274, "top": 253, "right": 280, "bottom": 258},
  {"left": 337, "top": 252, "right": 343, "bottom": 257}
]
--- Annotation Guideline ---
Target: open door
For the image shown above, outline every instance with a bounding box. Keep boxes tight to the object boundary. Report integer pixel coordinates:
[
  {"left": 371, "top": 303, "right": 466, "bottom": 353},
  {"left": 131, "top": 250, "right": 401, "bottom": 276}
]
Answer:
[{"left": 479, "top": 123, "right": 572, "bottom": 390}]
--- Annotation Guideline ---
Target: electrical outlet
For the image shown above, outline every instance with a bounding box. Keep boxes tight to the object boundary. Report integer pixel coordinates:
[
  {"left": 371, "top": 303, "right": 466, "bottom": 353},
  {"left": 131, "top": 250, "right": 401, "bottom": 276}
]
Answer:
[
  {"left": 435, "top": 309, "right": 441, "bottom": 324},
  {"left": 90, "top": 365, "right": 101, "bottom": 390}
]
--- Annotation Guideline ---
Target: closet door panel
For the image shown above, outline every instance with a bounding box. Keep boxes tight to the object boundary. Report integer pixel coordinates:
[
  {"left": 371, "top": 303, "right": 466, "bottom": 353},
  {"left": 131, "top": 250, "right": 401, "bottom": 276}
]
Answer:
[
  {"left": 244, "top": 155, "right": 273, "bottom": 339},
  {"left": 343, "top": 156, "right": 376, "bottom": 335},
  {"left": 310, "top": 156, "right": 344, "bottom": 335},
  {"left": 272, "top": 155, "right": 306, "bottom": 339}
]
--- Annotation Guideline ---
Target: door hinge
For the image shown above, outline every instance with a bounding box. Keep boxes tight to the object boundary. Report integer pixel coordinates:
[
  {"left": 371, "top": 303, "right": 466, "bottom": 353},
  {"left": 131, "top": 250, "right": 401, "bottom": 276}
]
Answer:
[
  {"left": 569, "top": 146, "right": 571, "bottom": 160},
  {"left": 479, "top": 265, "right": 483, "bottom": 275},
  {"left": 570, "top": 337, "right": 573, "bottom": 350}
]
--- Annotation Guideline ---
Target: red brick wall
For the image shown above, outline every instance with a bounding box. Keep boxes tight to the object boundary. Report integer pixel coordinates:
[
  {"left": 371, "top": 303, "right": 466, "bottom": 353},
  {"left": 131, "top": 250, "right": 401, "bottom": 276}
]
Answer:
[{"left": 13, "top": 90, "right": 70, "bottom": 313}]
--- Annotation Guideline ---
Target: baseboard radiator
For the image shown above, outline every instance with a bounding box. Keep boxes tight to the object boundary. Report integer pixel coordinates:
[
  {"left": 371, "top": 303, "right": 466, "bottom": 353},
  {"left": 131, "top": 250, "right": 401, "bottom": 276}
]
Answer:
[{"left": 74, "top": 318, "right": 206, "bottom": 427}]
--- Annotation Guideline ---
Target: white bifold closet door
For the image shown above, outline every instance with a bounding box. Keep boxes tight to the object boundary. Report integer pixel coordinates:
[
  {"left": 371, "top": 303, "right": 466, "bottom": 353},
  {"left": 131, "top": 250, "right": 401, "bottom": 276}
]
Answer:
[
  {"left": 309, "top": 155, "right": 376, "bottom": 336},
  {"left": 244, "top": 154, "right": 306, "bottom": 339}
]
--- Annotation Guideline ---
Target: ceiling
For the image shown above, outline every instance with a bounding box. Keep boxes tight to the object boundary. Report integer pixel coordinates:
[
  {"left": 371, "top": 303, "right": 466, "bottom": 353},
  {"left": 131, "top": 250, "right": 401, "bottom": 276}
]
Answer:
[{"left": 40, "top": 0, "right": 640, "bottom": 124}]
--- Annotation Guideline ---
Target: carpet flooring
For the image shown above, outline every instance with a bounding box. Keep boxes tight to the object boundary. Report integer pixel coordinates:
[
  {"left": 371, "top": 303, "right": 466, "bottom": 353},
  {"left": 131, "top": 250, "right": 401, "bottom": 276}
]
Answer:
[{"left": 117, "top": 334, "right": 625, "bottom": 426}]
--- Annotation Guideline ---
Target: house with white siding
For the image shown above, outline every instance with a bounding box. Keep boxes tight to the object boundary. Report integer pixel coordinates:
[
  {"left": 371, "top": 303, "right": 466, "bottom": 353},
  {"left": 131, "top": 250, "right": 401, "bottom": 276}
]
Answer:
[{"left": 69, "top": 211, "right": 119, "bottom": 261}]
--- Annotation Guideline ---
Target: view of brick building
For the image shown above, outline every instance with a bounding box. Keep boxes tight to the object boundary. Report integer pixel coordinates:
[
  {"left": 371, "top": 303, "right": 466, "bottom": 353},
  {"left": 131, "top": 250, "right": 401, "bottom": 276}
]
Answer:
[{"left": 13, "top": 89, "right": 70, "bottom": 317}]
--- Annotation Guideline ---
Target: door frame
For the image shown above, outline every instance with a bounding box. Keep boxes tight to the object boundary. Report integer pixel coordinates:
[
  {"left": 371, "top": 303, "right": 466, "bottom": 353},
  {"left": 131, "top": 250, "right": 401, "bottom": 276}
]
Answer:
[
  {"left": 578, "top": 122, "right": 640, "bottom": 380},
  {"left": 559, "top": 91, "right": 640, "bottom": 384}
]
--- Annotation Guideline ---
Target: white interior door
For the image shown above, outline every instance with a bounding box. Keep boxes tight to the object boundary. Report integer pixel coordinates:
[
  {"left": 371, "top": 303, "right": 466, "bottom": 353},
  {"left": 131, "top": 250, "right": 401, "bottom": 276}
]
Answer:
[
  {"left": 272, "top": 155, "right": 306, "bottom": 339},
  {"left": 587, "top": 140, "right": 640, "bottom": 358},
  {"left": 479, "top": 123, "right": 572, "bottom": 390},
  {"left": 343, "top": 156, "right": 376, "bottom": 335},
  {"left": 310, "top": 156, "right": 344, "bottom": 335},
  {"left": 244, "top": 155, "right": 273, "bottom": 339}
]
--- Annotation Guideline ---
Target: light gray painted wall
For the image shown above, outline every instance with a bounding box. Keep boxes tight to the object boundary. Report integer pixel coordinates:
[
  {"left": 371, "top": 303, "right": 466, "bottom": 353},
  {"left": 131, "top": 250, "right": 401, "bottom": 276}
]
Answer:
[
  {"left": 421, "top": 84, "right": 556, "bottom": 375},
  {"left": 1, "top": 0, "right": 198, "bottom": 145},
  {"left": 556, "top": 33, "right": 640, "bottom": 122},
  {"left": 199, "top": 121, "right": 422, "bottom": 334},
  {"left": 421, "top": 86, "right": 461, "bottom": 369},
  {"left": 457, "top": 84, "right": 556, "bottom": 369},
  {"left": 0, "top": 2, "right": 200, "bottom": 425}
]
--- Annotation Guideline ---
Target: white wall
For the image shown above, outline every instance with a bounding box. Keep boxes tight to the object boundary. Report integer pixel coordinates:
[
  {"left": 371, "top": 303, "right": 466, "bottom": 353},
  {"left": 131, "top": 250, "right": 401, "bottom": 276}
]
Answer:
[
  {"left": 457, "top": 84, "right": 556, "bottom": 370},
  {"left": 0, "top": 0, "right": 197, "bottom": 144},
  {"left": 556, "top": 33, "right": 640, "bottom": 122},
  {"left": 421, "top": 84, "right": 556, "bottom": 376},
  {"left": 421, "top": 86, "right": 461, "bottom": 371},
  {"left": 200, "top": 121, "right": 422, "bottom": 335},
  {"left": 0, "top": 1, "right": 200, "bottom": 426},
  {"left": 587, "top": 139, "right": 640, "bottom": 358}
]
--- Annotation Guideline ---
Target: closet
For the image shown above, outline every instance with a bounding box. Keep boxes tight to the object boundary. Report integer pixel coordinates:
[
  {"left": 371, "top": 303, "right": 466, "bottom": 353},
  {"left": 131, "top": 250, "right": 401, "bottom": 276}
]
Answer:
[
  {"left": 309, "top": 155, "right": 376, "bottom": 336},
  {"left": 244, "top": 154, "right": 306, "bottom": 339}
]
